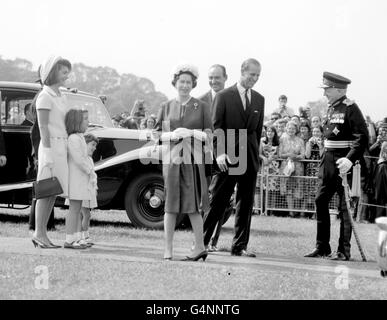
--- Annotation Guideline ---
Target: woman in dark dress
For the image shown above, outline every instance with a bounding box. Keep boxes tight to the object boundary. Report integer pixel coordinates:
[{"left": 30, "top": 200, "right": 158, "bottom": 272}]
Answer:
[
  {"left": 305, "top": 125, "right": 324, "bottom": 215},
  {"left": 155, "top": 64, "right": 213, "bottom": 261}
]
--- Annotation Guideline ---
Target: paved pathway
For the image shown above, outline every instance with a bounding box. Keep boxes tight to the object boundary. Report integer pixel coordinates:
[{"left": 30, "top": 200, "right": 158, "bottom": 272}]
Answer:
[{"left": 0, "top": 236, "right": 381, "bottom": 279}]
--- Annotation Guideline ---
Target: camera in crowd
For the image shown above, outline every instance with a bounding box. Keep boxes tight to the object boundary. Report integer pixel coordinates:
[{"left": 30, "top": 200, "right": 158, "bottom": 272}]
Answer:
[
  {"left": 299, "top": 106, "right": 311, "bottom": 120},
  {"left": 309, "top": 137, "right": 322, "bottom": 146}
]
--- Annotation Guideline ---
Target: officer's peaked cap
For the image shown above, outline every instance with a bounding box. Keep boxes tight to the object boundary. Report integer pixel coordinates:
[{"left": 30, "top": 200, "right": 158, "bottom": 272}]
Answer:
[{"left": 319, "top": 71, "right": 351, "bottom": 89}]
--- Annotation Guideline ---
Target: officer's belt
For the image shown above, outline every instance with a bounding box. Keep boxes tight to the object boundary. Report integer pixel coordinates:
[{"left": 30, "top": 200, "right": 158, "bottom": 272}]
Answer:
[{"left": 325, "top": 140, "right": 353, "bottom": 149}]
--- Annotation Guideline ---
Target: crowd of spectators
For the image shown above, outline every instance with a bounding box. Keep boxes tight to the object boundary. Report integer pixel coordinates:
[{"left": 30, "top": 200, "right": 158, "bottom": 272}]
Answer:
[{"left": 111, "top": 111, "right": 157, "bottom": 130}]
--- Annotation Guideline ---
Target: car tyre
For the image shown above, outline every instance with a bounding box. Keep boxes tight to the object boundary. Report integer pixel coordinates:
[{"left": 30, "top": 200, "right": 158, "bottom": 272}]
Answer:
[{"left": 124, "top": 171, "right": 166, "bottom": 229}]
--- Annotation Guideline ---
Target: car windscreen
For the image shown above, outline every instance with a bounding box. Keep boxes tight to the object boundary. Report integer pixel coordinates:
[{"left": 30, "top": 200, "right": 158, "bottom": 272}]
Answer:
[{"left": 65, "top": 93, "right": 113, "bottom": 128}]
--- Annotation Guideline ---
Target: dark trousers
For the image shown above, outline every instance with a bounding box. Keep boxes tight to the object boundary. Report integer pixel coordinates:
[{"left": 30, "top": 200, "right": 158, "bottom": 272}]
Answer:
[
  {"left": 205, "top": 175, "right": 228, "bottom": 247},
  {"left": 203, "top": 167, "right": 257, "bottom": 252},
  {"left": 315, "top": 150, "right": 352, "bottom": 256},
  {"left": 28, "top": 199, "right": 56, "bottom": 231},
  {"left": 210, "top": 214, "right": 225, "bottom": 247}
]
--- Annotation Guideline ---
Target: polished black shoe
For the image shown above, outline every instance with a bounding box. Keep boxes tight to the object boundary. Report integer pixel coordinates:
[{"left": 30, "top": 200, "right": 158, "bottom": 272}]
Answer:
[
  {"left": 231, "top": 249, "right": 256, "bottom": 258},
  {"left": 328, "top": 251, "right": 350, "bottom": 261},
  {"left": 304, "top": 248, "right": 331, "bottom": 258}
]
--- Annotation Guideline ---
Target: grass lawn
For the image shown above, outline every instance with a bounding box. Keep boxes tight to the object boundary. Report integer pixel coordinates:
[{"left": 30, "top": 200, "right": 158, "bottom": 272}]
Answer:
[{"left": 0, "top": 207, "right": 386, "bottom": 300}]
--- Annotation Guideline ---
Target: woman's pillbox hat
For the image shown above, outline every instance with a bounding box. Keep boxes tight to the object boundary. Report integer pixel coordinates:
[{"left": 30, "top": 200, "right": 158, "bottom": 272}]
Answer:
[{"left": 173, "top": 64, "right": 199, "bottom": 79}]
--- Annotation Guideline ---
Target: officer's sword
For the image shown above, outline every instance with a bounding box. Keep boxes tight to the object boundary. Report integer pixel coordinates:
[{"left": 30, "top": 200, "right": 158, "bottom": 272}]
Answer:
[{"left": 340, "top": 173, "right": 367, "bottom": 262}]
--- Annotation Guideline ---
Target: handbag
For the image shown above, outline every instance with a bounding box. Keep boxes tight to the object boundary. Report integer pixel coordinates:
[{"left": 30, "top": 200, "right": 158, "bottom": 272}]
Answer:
[
  {"left": 33, "top": 168, "right": 63, "bottom": 199},
  {"left": 283, "top": 158, "right": 295, "bottom": 176}
]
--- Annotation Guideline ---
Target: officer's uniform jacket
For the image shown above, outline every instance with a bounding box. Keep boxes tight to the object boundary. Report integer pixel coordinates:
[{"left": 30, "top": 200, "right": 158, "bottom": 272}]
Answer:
[{"left": 322, "top": 95, "right": 368, "bottom": 163}]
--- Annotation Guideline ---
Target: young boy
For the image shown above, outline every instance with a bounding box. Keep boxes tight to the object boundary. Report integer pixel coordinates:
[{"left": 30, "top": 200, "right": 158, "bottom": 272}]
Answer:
[{"left": 81, "top": 133, "right": 99, "bottom": 245}]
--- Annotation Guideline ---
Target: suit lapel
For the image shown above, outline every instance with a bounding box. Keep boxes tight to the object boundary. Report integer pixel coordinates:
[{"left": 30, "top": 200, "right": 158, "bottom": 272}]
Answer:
[
  {"left": 246, "top": 91, "right": 261, "bottom": 129},
  {"left": 231, "top": 84, "right": 247, "bottom": 123},
  {"left": 208, "top": 91, "right": 213, "bottom": 104}
]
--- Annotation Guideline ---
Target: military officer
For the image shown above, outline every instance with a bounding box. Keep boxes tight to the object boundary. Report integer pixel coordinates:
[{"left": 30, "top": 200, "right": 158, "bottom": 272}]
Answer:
[{"left": 305, "top": 71, "right": 368, "bottom": 261}]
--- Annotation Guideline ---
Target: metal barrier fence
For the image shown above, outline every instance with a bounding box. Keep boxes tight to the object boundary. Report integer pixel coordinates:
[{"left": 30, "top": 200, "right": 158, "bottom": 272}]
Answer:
[
  {"left": 250, "top": 155, "right": 387, "bottom": 219},
  {"left": 253, "top": 159, "right": 340, "bottom": 216}
]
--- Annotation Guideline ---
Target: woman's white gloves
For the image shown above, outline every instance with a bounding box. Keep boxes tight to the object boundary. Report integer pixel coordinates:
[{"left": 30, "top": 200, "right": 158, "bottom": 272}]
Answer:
[
  {"left": 160, "top": 128, "right": 207, "bottom": 141},
  {"left": 90, "top": 171, "right": 98, "bottom": 191},
  {"left": 41, "top": 147, "right": 54, "bottom": 168}
]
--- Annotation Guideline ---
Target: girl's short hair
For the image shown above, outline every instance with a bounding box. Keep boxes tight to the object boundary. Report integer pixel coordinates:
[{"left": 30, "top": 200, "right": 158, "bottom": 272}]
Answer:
[
  {"left": 84, "top": 133, "right": 99, "bottom": 145},
  {"left": 44, "top": 59, "right": 72, "bottom": 86},
  {"left": 65, "top": 109, "right": 88, "bottom": 135}
]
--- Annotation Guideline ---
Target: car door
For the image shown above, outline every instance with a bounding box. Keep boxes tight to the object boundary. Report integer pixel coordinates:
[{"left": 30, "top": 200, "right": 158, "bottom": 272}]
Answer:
[{"left": 0, "top": 86, "right": 39, "bottom": 205}]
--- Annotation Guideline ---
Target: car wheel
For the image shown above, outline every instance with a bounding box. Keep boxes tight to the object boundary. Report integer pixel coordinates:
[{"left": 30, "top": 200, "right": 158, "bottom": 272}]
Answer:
[{"left": 124, "top": 172, "right": 166, "bottom": 229}]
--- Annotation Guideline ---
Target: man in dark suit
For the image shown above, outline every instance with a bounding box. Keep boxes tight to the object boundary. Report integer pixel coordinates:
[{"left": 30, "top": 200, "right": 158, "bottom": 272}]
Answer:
[
  {"left": 203, "top": 58, "right": 265, "bottom": 257},
  {"left": 198, "top": 64, "right": 229, "bottom": 251},
  {"left": 21, "top": 103, "right": 34, "bottom": 126},
  {"left": 198, "top": 64, "right": 228, "bottom": 114}
]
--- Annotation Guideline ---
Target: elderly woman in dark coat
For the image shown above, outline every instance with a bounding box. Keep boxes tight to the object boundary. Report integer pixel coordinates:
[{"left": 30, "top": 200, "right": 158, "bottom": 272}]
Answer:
[{"left": 155, "top": 64, "right": 213, "bottom": 261}]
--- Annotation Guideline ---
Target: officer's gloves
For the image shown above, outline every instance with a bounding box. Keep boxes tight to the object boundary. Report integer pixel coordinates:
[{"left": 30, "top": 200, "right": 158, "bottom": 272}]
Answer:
[{"left": 336, "top": 157, "right": 353, "bottom": 174}]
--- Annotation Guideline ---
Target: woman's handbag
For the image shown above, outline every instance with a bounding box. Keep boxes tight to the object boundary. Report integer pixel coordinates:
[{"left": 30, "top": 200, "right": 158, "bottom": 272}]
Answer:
[
  {"left": 33, "top": 168, "right": 63, "bottom": 199},
  {"left": 283, "top": 158, "right": 295, "bottom": 176}
]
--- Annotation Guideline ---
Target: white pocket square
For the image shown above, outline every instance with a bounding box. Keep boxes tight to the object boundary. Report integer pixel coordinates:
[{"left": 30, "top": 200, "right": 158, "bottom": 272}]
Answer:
[{"left": 254, "top": 110, "right": 258, "bottom": 113}]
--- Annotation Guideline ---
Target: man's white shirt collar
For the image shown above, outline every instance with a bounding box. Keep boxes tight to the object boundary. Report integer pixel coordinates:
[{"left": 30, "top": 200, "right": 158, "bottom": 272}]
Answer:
[
  {"left": 237, "top": 82, "right": 251, "bottom": 109},
  {"left": 211, "top": 89, "right": 217, "bottom": 101}
]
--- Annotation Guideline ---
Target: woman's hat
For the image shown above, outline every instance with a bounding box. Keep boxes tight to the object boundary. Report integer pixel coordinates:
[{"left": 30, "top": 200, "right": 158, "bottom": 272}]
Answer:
[
  {"left": 172, "top": 63, "right": 199, "bottom": 79},
  {"left": 40, "top": 55, "right": 62, "bottom": 84}
]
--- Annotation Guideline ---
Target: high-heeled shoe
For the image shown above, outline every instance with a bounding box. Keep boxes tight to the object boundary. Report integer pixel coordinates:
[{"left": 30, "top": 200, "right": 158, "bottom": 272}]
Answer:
[
  {"left": 48, "top": 241, "right": 61, "bottom": 249},
  {"left": 31, "top": 238, "right": 53, "bottom": 249},
  {"left": 181, "top": 250, "right": 208, "bottom": 261}
]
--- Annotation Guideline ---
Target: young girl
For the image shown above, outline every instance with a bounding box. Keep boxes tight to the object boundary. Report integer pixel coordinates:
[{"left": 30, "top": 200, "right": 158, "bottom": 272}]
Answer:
[
  {"left": 299, "top": 121, "right": 311, "bottom": 146},
  {"left": 305, "top": 125, "right": 324, "bottom": 214},
  {"left": 80, "top": 133, "right": 99, "bottom": 245},
  {"left": 305, "top": 125, "right": 324, "bottom": 175},
  {"left": 259, "top": 125, "right": 281, "bottom": 215},
  {"left": 64, "top": 109, "right": 93, "bottom": 249}
]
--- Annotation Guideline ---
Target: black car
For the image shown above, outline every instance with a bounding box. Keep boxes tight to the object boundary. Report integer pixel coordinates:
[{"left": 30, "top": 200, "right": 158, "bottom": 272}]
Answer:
[{"left": 0, "top": 81, "right": 167, "bottom": 229}]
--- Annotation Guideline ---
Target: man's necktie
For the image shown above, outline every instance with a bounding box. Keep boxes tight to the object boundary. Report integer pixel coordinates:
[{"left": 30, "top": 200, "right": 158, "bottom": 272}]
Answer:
[{"left": 244, "top": 89, "right": 251, "bottom": 110}]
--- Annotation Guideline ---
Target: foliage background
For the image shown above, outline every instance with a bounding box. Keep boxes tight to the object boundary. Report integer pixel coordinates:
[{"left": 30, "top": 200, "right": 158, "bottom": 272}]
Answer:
[{"left": 0, "top": 55, "right": 168, "bottom": 117}]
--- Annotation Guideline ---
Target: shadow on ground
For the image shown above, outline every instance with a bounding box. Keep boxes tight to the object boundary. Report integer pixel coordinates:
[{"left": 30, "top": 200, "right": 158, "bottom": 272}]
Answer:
[
  {"left": 0, "top": 213, "right": 135, "bottom": 228},
  {"left": 219, "top": 225, "right": 302, "bottom": 238}
]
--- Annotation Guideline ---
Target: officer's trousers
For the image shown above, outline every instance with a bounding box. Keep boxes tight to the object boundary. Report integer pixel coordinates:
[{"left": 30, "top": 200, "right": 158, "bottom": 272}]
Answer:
[{"left": 315, "top": 149, "right": 352, "bottom": 257}]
